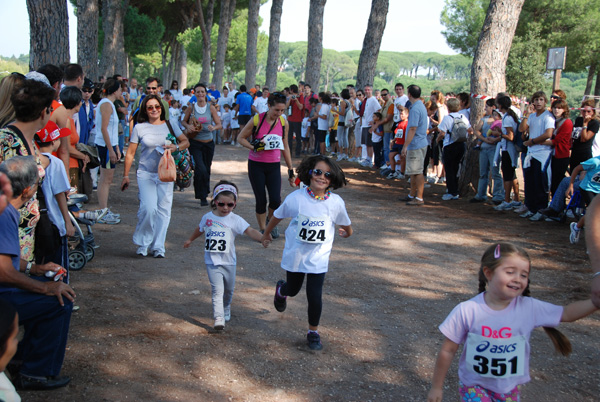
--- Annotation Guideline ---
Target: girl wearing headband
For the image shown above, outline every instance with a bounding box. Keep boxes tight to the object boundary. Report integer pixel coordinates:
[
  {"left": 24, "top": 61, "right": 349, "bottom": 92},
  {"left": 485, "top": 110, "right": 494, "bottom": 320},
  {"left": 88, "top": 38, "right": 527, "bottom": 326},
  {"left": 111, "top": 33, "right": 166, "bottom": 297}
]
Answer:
[
  {"left": 183, "top": 180, "right": 264, "bottom": 330},
  {"left": 428, "top": 243, "right": 597, "bottom": 402}
]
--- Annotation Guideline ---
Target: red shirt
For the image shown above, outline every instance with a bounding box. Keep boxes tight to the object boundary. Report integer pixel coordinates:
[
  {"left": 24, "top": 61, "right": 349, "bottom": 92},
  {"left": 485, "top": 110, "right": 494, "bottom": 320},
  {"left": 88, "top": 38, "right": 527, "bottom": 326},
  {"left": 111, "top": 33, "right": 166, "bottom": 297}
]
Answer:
[
  {"left": 288, "top": 95, "right": 304, "bottom": 123},
  {"left": 394, "top": 120, "right": 408, "bottom": 145},
  {"left": 553, "top": 118, "right": 573, "bottom": 159}
]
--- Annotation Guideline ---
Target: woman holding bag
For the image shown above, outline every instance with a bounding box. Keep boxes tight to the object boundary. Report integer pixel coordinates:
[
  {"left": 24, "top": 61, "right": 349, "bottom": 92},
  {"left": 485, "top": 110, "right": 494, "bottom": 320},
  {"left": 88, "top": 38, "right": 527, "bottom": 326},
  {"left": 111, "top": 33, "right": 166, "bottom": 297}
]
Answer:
[{"left": 122, "top": 95, "right": 189, "bottom": 258}]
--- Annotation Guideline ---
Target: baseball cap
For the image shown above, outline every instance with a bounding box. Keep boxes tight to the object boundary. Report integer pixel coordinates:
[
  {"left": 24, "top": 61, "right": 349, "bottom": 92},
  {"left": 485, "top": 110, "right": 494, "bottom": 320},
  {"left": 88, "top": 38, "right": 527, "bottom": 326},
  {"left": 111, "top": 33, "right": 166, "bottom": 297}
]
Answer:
[{"left": 36, "top": 121, "right": 71, "bottom": 143}]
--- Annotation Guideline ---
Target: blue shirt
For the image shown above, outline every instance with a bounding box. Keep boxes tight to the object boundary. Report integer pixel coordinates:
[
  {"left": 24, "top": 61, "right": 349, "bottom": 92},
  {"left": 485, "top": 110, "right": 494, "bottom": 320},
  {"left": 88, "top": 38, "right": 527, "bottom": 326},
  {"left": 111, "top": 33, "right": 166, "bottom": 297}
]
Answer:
[
  {"left": 0, "top": 204, "right": 21, "bottom": 293},
  {"left": 77, "top": 100, "right": 94, "bottom": 145},
  {"left": 236, "top": 92, "right": 253, "bottom": 116},
  {"left": 580, "top": 156, "right": 600, "bottom": 194},
  {"left": 406, "top": 100, "right": 428, "bottom": 150}
]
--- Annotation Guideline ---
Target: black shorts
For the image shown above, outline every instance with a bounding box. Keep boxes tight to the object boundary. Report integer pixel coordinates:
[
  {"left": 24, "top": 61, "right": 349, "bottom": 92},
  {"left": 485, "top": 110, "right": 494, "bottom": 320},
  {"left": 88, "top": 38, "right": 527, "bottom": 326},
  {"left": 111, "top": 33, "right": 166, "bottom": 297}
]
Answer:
[
  {"left": 361, "top": 127, "right": 373, "bottom": 147},
  {"left": 238, "top": 114, "right": 251, "bottom": 127},
  {"left": 97, "top": 145, "right": 118, "bottom": 169},
  {"left": 329, "top": 129, "right": 337, "bottom": 143},
  {"left": 581, "top": 189, "right": 597, "bottom": 207},
  {"left": 501, "top": 151, "right": 516, "bottom": 181},
  {"left": 391, "top": 143, "right": 403, "bottom": 153},
  {"left": 316, "top": 129, "right": 327, "bottom": 143}
]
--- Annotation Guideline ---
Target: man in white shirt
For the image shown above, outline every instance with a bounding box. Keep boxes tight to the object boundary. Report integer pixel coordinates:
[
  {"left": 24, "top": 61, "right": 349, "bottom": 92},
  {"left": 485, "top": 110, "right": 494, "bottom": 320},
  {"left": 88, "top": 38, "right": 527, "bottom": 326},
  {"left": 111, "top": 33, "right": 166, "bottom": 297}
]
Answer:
[
  {"left": 253, "top": 87, "right": 270, "bottom": 114},
  {"left": 359, "top": 84, "right": 381, "bottom": 166},
  {"left": 393, "top": 83, "right": 409, "bottom": 123}
]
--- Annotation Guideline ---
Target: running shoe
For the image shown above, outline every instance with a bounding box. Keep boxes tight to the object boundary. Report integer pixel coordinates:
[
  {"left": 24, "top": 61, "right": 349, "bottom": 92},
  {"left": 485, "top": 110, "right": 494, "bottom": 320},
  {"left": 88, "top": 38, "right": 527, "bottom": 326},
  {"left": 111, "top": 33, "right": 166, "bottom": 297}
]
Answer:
[
  {"left": 529, "top": 212, "right": 544, "bottom": 221},
  {"left": 513, "top": 204, "right": 529, "bottom": 214},
  {"left": 509, "top": 201, "right": 522, "bottom": 208},
  {"left": 570, "top": 222, "right": 581, "bottom": 244},
  {"left": 307, "top": 331, "right": 323, "bottom": 351},
  {"left": 214, "top": 317, "right": 225, "bottom": 331},
  {"left": 442, "top": 193, "right": 459, "bottom": 201},
  {"left": 494, "top": 201, "right": 513, "bottom": 211},
  {"left": 136, "top": 246, "right": 148, "bottom": 257},
  {"left": 274, "top": 280, "right": 287, "bottom": 312},
  {"left": 437, "top": 177, "right": 445, "bottom": 183},
  {"left": 153, "top": 250, "right": 165, "bottom": 258},
  {"left": 224, "top": 306, "right": 231, "bottom": 322},
  {"left": 385, "top": 172, "right": 396, "bottom": 180},
  {"left": 520, "top": 211, "right": 534, "bottom": 218},
  {"left": 566, "top": 209, "right": 575, "bottom": 219},
  {"left": 84, "top": 208, "right": 108, "bottom": 221},
  {"left": 98, "top": 214, "right": 121, "bottom": 225},
  {"left": 106, "top": 208, "right": 120, "bottom": 218}
]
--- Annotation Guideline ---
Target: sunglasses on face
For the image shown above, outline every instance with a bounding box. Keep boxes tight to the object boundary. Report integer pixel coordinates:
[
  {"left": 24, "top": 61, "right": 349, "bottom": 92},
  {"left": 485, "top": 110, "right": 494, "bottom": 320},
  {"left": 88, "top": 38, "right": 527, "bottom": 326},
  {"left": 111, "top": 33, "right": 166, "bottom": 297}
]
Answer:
[
  {"left": 82, "top": 88, "right": 93, "bottom": 93},
  {"left": 147, "top": 86, "right": 157, "bottom": 90},
  {"left": 310, "top": 169, "right": 332, "bottom": 179},
  {"left": 146, "top": 104, "right": 161, "bottom": 111},
  {"left": 217, "top": 202, "right": 235, "bottom": 207},
  {"left": 381, "top": 93, "right": 389, "bottom": 96},
  {"left": 551, "top": 95, "right": 560, "bottom": 99}
]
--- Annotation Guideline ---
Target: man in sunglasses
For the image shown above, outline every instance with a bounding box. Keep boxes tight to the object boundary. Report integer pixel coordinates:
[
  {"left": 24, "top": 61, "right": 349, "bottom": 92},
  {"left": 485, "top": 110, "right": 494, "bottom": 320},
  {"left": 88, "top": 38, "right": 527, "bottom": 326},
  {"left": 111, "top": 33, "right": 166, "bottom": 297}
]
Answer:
[{"left": 76, "top": 78, "right": 95, "bottom": 145}]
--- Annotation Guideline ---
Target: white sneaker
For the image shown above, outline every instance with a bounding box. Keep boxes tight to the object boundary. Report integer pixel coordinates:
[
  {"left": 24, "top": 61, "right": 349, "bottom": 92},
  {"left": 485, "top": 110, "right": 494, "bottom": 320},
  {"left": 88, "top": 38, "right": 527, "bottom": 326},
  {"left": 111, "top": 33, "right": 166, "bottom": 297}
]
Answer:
[
  {"left": 84, "top": 207, "right": 108, "bottom": 221},
  {"left": 107, "top": 208, "right": 120, "bottom": 218},
  {"left": 513, "top": 204, "right": 529, "bottom": 214},
  {"left": 136, "top": 246, "right": 148, "bottom": 257},
  {"left": 214, "top": 317, "right": 225, "bottom": 330},
  {"left": 570, "top": 222, "right": 581, "bottom": 244},
  {"left": 427, "top": 176, "right": 438, "bottom": 184},
  {"left": 494, "top": 201, "right": 513, "bottom": 211},
  {"left": 386, "top": 172, "right": 396, "bottom": 179},
  {"left": 566, "top": 209, "right": 575, "bottom": 219},
  {"left": 98, "top": 213, "right": 121, "bottom": 225},
  {"left": 520, "top": 211, "right": 534, "bottom": 218},
  {"left": 529, "top": 212, "right": 544, "bottom": 221},
  {"left": 437, "top": 177, "right": 446, "bottom": 184},
  {"left": 442, "top": 193, "right": 459, "bottom": 200},
  {"left": 337, "top": 155, "right": 344, "bottom": 162},
  {"left": 509, "top": 201, "right": 522, "bottom": 208}
]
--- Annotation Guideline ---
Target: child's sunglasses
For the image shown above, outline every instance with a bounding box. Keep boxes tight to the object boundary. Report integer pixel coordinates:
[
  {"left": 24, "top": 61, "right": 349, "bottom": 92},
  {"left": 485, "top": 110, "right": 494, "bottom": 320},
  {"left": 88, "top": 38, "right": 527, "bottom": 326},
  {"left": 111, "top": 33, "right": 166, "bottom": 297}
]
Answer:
[
  {"left": 309, "top": 169, "right": 332, "bottom": 179},
  {"left": 217, "top": 202, "right": 235, "bottom": 207}
]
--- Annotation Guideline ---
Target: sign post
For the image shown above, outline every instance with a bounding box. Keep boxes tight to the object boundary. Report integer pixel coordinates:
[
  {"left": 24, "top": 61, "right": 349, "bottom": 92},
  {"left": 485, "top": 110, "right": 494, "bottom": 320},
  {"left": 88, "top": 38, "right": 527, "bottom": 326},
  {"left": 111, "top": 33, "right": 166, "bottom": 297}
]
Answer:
[{"left": 546, "top": 47, "right": 567, "bottom": 92}]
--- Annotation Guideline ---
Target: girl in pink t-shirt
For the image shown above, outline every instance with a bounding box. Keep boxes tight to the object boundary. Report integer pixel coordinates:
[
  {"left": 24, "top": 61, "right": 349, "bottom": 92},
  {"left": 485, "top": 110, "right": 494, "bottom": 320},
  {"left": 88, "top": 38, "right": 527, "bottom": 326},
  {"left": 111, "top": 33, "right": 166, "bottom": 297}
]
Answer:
[{"left": 428, "top": 243, "right": 598, "bottom": 402}]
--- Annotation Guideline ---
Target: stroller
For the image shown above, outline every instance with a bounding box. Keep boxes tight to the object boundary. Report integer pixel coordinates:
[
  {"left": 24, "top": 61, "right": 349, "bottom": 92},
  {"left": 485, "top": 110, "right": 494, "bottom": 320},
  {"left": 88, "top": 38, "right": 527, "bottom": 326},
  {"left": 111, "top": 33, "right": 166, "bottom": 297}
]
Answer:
[{"left": 67, "top": 194, "right": 98, "bottom": 271}]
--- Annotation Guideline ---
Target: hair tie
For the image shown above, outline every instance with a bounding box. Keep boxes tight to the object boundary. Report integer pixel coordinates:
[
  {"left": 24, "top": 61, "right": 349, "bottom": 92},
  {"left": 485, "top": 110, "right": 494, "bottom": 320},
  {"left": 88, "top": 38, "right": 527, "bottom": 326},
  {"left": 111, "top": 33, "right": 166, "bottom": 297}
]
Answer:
[
  {"left": 213, "top": 184, "right": 237, "bottom": 199},
  {"left": 494, "top": 244, "right": 501, "bottom": 259}
]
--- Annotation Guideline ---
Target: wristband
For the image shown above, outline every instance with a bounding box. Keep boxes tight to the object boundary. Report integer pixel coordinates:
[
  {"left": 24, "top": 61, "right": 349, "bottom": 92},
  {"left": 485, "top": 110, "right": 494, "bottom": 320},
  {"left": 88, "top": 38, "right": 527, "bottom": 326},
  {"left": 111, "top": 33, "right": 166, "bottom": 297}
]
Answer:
[
  {"left": 25, "top": 261, "right": 32, "bottom": 276},
  {"left": 288, "top": 169, "right": 295, "bottom": 179},
  {"left": 593, "top": 272, "right": 600, "bottom": 279}
]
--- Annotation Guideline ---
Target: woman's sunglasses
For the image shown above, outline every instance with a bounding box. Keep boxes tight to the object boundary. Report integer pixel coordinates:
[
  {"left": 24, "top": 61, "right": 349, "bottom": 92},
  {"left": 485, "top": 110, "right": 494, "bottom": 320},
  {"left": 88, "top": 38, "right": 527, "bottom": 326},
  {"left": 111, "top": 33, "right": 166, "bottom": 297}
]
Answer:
[
  {"left": 310, "top": 169, "right": 332, "bottom": 179},
  {"left": 146, "top": 105, "right": 161, "bottom": 111},
  {"left": 217, "top": 202, "right": 235, "bottom": 207}
]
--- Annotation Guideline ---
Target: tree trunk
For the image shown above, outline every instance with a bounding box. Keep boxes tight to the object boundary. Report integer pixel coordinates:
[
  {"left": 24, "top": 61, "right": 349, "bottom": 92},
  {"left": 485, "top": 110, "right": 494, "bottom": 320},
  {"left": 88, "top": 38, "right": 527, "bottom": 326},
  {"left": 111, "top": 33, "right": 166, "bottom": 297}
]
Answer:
[
  {"left": 356, "top": 0, "right": 388, "bottom": 90},
  {"left": 265, "top": 0, "right": 284, "bottom": 90},
  {"left": 245, "top": 0, "right": 261, "bottom": 89},
  {"left": 197, "top": 0, "right": 215, "bottom": 84},
  {"left": 458, "top": 0, "right": 525, "bottom": 196},
  {"left": 305, "top": 0, "right": 327, "bottom": 91},
  {"left": 179, "top": 46, "right": 188, "bottom": 88},
  {"left": 27, "top": 0, "right": 70, "bottom": 70},
  {"left": 585, "top": 62, "right": 597, "bottom": 95},
  {"left": 76, "top": 0, "right": 99, "bottom": 80},
  {"left": 99, "top": 0, "right": 129, "bottom": 78},
  {"left": 213, "top": 0, "right": 237, "bottom": 90},
  {"left": 594, "top": 64, "right": 600, "bottom": 106}
]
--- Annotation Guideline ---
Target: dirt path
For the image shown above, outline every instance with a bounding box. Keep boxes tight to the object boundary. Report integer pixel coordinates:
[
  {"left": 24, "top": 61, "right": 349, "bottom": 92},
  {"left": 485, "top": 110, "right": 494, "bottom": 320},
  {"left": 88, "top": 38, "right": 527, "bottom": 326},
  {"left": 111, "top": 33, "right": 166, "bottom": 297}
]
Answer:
[{"left": 20, "top": 145, "right": 599, "bottom": 401}]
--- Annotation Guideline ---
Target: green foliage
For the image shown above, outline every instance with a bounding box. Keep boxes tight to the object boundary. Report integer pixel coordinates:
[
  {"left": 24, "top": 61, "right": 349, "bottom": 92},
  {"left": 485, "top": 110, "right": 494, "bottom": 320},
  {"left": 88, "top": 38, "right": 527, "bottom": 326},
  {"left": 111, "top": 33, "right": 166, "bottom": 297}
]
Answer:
[
  {"left": 440, "top": 0, "right": 489, "bottom": 57},
  {"left": 124, "top": 7, "right": 165, "bottom": 56},
  {"left": 506, "top": 24, "right": 546, "bottom": 97},
  {"left": 0, "top": 55, "right": 29, "bottom": 78}
]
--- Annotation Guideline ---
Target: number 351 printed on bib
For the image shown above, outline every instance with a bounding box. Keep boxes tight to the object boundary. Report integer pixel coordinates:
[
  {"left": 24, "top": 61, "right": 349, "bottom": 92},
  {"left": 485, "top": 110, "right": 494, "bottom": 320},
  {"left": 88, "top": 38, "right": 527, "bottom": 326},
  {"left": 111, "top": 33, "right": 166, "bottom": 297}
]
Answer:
[{"left": 465, "top": 333, "right": 525, "bottom": 378}]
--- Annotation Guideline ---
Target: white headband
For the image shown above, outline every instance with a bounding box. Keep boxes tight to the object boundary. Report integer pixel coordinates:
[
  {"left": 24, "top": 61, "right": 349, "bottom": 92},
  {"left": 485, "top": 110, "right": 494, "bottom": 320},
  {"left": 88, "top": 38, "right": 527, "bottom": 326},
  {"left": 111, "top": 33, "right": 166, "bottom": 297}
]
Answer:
[{"left": 213, "top": 184, "right": 237, "bottom": 199}]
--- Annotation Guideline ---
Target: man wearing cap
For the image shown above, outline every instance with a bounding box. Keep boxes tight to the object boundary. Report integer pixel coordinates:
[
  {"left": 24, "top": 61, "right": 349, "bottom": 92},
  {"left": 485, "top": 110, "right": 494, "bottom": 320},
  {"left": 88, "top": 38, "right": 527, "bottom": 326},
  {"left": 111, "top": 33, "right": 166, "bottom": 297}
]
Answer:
[{"left": 0, "top": 156, "right": 75, "bottom": 391}]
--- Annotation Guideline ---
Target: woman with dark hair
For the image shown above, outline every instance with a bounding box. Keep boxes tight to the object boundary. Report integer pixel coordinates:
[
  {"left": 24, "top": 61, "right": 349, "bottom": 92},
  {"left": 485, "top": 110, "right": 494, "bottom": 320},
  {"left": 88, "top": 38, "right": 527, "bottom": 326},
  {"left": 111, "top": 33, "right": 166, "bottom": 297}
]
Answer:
[
  {"left": 547, "top": 98, "right": 573, "bottom": 197},
  {"left": 182, "top": 83, "right": 222, "bottom": 206},
  {"left": 571, "top": 98, "right": 599, "bottom": 171},
  {"left": 59, "top": 86, "right": 90, "bottom": 188},
  {"left": 0, "top": 79, "right": 54, "bottom": 262},
  {"left": 122, "top": 95, "right": 189, "bottom": 258},
  {"left": 336, "top": 89, "right": 351, "bottom": 161},
  {"left": 237, "top": 92, "right": 294, "bottom": 237},
  {"left": 316, "top": 92, "right": 331, "bottom": 155},
  {"left": 261, "top": 155, "right": 352, "bottom": 351},
  {"left": 94, "top": 78, "right": 123, "bottom": 223},
  {"left": 169, "top": 80, "right": 182, "bottom": 102}
]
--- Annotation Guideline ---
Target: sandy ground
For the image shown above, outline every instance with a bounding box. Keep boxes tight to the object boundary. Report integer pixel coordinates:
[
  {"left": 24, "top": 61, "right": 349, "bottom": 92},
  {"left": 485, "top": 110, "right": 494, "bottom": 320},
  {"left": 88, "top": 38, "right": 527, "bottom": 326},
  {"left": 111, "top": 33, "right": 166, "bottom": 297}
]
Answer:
[{"left": 18, "top": 144, "right": 599, "bottom": 401}]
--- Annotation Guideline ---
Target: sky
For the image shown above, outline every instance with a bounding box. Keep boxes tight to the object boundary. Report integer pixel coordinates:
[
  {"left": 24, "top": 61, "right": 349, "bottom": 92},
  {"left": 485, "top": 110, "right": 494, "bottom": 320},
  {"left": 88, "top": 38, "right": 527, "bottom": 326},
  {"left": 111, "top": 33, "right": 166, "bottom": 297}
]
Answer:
[{"left": 0, "top": 0, "right": 456, "bottom": 61}]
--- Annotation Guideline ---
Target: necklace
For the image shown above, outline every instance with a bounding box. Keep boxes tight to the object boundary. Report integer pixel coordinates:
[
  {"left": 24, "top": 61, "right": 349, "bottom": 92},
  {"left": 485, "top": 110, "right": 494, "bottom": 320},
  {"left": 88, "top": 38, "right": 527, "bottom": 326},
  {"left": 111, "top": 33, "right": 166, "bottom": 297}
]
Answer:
[{"left": 306, "top": 187, "right": 330, "bottom": 201}]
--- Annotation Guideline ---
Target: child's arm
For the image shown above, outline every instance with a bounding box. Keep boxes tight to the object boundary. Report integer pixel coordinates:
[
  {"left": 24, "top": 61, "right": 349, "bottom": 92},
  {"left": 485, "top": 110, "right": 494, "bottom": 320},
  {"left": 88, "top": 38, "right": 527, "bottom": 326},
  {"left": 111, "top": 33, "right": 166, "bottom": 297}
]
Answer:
[
  {"left": 183, "top": 227, "right": 203, "bottom": 248},
  {"left": 244, "top": 227, "right": 266, "bottom": 243},
  {"left": 338, "top": 224, "right": 353, "bottom": 238},
  {"left": 561, "top": 299, "right": 598, "bottom": 322},
  {"left": 262, "top": 217, "right": 283, "bottom": 248},
  {"left": 566, "top": 165, "right": 585, "bottom": 197},
  {"left": 57, "top": 192, "right": 75, "bottom": 237},
  {"left": 428, "top": 337, "right": 460, "bottom": 402}
]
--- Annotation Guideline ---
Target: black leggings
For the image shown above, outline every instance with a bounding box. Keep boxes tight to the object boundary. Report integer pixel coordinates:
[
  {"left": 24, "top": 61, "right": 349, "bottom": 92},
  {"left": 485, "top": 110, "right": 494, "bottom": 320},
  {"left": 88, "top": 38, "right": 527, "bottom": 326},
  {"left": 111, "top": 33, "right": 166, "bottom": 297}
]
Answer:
[
  {"left": 248, "top": 159, "right": 282, "bottom": 214},
  {"left": 280, "top": 271, "right": 326, "bottom": 327}
]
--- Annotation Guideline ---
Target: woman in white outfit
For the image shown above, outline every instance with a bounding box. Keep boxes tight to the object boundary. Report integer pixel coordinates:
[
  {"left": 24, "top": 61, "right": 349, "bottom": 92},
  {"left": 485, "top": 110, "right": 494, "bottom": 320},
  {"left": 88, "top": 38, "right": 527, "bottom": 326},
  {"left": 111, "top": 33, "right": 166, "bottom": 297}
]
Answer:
[{"left": 121, "top": 95, "right": 189, "bottom": 258}]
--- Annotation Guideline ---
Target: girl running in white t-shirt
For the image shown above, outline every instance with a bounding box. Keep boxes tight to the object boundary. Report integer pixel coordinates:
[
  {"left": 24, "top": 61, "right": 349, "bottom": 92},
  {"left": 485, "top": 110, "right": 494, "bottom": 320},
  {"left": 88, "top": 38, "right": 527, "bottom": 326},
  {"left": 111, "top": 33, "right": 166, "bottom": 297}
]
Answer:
[
  {"left": 261, "top": 155, "right": 353, "bottom": 350},
  {"left": 428, "top": 243, "right": 597, "bottom": 402},
  {"left": 184, "top": 181, "right": 264, "bottom": 330}
]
